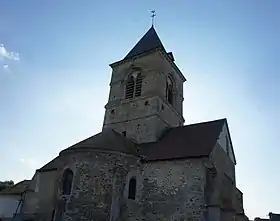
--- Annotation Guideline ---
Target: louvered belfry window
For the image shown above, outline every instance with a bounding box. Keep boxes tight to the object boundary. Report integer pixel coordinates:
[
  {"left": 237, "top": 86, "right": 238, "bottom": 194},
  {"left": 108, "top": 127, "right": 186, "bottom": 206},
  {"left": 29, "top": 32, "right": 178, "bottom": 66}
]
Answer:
[
  {"left": 125, "top": 76, "right": 135, "bottom": 99},
  {"left": 125, "top": 71, "right": 143, "bottom": 99},
  {"left": 135, "top": 73, "right": 142, "bottom": 97}
]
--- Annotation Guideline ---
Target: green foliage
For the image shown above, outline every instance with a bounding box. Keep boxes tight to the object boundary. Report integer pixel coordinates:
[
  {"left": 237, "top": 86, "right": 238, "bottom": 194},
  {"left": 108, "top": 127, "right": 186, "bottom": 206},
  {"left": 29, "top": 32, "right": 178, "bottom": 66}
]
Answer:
[{"left": 0, "top": 180, "right": 14, "bottom": 191}]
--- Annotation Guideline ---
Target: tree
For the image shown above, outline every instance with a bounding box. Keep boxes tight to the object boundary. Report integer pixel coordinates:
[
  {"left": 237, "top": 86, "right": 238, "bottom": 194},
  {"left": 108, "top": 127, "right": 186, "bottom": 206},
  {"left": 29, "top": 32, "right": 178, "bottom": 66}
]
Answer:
[{"left": 0, "top": 180, "right": 14, "bottom": 191}]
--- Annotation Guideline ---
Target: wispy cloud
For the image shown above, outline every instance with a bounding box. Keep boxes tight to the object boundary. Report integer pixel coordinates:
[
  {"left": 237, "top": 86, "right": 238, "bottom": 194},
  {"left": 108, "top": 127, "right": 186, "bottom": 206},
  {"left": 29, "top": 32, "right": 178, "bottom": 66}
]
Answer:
[
  {"left": 0, "top": 44, "right": 20, "bottom": 61},
  {"left": 19, "top": 158, "right": 40, "bottom": 170},
  {"left": 2, "top": 63, "right": 12, "bottom": 74},
  {"left": 0, "top": 44, "right": 20, "bottom": 71}
]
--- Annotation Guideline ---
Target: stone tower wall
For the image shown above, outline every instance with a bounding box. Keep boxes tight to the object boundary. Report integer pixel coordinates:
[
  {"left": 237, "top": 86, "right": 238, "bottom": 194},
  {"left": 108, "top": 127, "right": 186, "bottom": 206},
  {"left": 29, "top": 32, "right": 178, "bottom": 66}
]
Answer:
[{"left": 103, "top": 51, "right": 185, "bottom": 143}]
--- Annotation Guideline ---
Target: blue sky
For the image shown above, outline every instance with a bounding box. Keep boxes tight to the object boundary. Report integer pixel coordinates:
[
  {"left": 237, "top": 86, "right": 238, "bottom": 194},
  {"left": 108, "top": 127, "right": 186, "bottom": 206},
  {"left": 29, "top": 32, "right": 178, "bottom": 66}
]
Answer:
[{"left": 0, "top": 0, "right": 279, "bottom": 219}]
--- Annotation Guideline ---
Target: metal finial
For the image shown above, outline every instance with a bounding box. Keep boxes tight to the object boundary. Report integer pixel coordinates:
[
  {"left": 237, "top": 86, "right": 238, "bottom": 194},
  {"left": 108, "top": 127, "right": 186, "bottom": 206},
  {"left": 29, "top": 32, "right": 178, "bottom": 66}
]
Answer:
[{"left": 151, "top": 10, "right": 156, "bottom": 26}]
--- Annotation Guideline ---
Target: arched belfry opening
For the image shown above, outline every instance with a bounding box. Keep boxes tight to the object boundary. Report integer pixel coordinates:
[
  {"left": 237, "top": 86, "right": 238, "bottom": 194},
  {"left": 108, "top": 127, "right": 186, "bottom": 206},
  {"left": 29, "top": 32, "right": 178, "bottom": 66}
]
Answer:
[
  {"left": 125, "top": 70, "right": 143, "bottom": 99},
  {"left": 125, "top": 75, "right": 135, "bottom": 99},
  {"left": 135, "top": 73, "right": 143, "bottom": 97}
]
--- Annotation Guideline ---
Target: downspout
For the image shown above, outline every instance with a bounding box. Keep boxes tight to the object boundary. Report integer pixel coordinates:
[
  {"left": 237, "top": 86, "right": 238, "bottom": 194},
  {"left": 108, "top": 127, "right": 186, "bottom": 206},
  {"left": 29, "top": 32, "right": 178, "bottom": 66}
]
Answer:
[{"left": 13, "top": 190, "right": 27, "bottom": 220}]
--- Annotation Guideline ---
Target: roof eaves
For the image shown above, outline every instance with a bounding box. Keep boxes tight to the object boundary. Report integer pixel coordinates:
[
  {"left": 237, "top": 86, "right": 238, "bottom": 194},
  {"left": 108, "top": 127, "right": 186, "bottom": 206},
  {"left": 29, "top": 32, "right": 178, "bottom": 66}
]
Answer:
[
  {"left": 158, "top": 50, "right": 187, "bottom": 82},
  {"left": 224, "top": 119, "right": 237, "bottom": 165},
  {"left": 144, "top": 155, "right": 209, "bottom": 163},
  {"left": 37, "top": 168, "right": 58, "bottom": 173},
  {"left": 109, "top": 47, "right": 161, "bottom": 68}
]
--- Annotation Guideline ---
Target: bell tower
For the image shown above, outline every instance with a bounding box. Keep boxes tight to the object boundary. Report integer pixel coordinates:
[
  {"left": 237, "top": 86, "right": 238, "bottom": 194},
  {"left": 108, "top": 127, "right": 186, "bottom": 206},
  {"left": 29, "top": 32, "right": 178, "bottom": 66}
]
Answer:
[{"left": 102, "top": 26, "right": 186, "bottom": 143}]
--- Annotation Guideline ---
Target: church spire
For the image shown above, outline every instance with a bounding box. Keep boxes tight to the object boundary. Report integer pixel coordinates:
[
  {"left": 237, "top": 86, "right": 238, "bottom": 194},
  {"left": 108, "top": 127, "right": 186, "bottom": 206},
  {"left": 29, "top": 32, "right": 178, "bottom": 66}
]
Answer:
[{"left": 124, "top": 25, "right": 165, "bottom": 60}]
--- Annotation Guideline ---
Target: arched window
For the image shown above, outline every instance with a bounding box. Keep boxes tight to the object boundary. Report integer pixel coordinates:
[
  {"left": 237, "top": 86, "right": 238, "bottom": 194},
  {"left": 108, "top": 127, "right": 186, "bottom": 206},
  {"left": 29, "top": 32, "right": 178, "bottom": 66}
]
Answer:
[
  {"left": 166, "top": 76, "right": 173, "bottom": 105},
  {"left": 125, "top": 71, "right": 143, "bottom": 99},
  {"left": 62, "top": 168, "right": 73, "bottom": 195},
  {"left": 128, "top": 177, "right": 136, "bottom": 200}
]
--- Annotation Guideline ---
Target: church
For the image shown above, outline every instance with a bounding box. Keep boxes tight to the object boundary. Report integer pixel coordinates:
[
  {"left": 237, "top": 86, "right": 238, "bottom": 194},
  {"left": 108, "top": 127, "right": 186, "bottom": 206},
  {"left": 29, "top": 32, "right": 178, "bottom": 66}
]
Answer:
[{"left": 5, "top": 25, "right": 248, "bottom": 221}]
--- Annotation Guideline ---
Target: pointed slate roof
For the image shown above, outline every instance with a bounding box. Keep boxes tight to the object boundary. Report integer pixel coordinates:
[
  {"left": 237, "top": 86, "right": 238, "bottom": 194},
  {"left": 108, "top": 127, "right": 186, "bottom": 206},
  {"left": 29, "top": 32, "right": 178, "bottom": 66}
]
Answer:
[
  {"left": 124, "top": 26, "right": 165, "bottom": 59},
  {"left": 140, "top": 119, "right": 227, "bottom": 161},
  {"left": 61, "top": 128, "right": 139, "bottom": 156}
]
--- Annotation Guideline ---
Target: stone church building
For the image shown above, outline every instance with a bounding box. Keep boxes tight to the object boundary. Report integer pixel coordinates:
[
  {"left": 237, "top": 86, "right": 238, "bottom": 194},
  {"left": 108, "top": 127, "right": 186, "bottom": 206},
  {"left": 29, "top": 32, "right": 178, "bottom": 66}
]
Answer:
[{"left": 17, "top": 26, "right": 248, "bottom": 221}]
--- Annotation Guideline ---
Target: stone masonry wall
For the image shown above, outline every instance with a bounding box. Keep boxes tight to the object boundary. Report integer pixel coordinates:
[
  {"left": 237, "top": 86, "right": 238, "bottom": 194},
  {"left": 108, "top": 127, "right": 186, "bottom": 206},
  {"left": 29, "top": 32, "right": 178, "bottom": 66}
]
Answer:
[
  {"left": 210, "top": 143, "right": 235, "bottom": 182},
  {"left": 35, "top": 170, "right": 57, "bottom": 219},
  {"left": 157, "top": 51, "right": 185, "bottom": 115},
  {"left": 208, "top": 143, "right": 242, "bottom": 221},
  {"left": 109, "top": 51, "right": 184, "bottom": 116},
  {"left": 56, "top": 149, "right": 141, "bottom": 221},
  {"left": 103, "top": 114, "right": 169, "bottom": 143},
  {"left": 234, "top": 188, "right": 244, "bottom": 215},
  {"left": 103, "top": 94, "right": 183, "bottom": 143},
  {"left": 209, "top": 143, "right": 236, "bottom": 208},
  {"left": 138, "top": 159, "right": 207, "bottom": 221},
  {"left": 21, "top": 170, "right": 58, "bottom": 221}
]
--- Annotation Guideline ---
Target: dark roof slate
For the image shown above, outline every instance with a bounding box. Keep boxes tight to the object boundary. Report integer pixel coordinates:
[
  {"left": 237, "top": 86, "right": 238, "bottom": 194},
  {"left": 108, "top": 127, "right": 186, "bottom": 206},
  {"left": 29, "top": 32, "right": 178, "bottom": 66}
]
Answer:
[
  {"left": 37, "top": 129, "right": 138, "bottom": 173},
  {"left": 140, "top": 119, "right": 226, "bottom": 161},
  {"left": 37, "top": 119, "right": 227, "bottom": 171},
  {"left": 124, "top": 26, "right": 165, "bottom": 59},
  {"left": 37, "top": 156, "right": 60, "bottom": 172},
  {"left": 62, "top": 128, "right": 138, "bottom": 156}
]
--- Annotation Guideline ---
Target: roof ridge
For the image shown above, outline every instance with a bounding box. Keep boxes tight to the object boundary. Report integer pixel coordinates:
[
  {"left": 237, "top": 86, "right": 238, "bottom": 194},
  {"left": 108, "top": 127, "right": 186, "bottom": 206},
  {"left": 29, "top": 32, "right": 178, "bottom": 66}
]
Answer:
[
  {"left": 14, "top": 180, "right": 30, "bottom": 185},
  {"left": 183, "top": 118, "right": 227, "bottom": 127},
  {"left": 67, "top": 133, "right": 101, "bottom": 148}
]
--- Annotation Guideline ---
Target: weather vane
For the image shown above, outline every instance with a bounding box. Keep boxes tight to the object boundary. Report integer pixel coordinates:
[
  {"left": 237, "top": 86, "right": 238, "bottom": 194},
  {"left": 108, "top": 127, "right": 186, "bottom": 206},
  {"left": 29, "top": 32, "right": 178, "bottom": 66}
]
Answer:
[{"left": 151, "top": 10, "right": 156, "bottom": 26}]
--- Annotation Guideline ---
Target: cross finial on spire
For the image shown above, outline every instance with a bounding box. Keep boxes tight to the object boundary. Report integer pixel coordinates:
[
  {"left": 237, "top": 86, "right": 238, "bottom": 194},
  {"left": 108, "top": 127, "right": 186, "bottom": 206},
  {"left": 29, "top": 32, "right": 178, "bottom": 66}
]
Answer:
[{"left": 151, "top": 10, "right": 156, "bottom": 26}]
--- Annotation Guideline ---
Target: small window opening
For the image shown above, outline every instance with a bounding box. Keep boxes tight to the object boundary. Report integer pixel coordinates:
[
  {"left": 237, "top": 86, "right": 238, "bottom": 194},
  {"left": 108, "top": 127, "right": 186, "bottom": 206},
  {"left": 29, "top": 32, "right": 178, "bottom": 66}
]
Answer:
[
  {"left": 128, "top": 177, "right": 136, "bottom": 200},
  {"left": 122, "top": 131, "right": 127, "bottom": 137},
  {"left": 62, "top": 168, "right": 73, "bottom": 195},
  {"left": 144, "top": 100, "right": 149, "bottom": 106},
  {"left": 110, "top": 109, "right": 115, "bottom": 115}
]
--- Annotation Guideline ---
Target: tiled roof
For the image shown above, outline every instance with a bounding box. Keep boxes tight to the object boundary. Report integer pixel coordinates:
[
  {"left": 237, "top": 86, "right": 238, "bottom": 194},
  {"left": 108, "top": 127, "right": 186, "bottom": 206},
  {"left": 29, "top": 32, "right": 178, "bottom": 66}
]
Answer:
[
  {"left": 140, "top": 119, "right": 226, "bottom": 161},
  {"left": 124, "top": 26, "right": 165, "bottom": 59},
  {"left": 37, "top": 129, "right": 139, "bottom": 173},
  {"left": 61, "top": 128, "right": 139, "bottom": 156},
  {"left": 37, "top": 156, "right": 60, "bottom": 172},
  {"left": 37, "top": 119, "right": 227, "bottom": 171}
]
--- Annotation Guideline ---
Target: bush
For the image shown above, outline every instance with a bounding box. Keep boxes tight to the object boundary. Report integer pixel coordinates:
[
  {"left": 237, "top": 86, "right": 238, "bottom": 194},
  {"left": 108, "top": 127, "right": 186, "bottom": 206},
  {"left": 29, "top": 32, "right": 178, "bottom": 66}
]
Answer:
[{"left": 0, "top": 180, "right": 14, "bottom": 191}]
